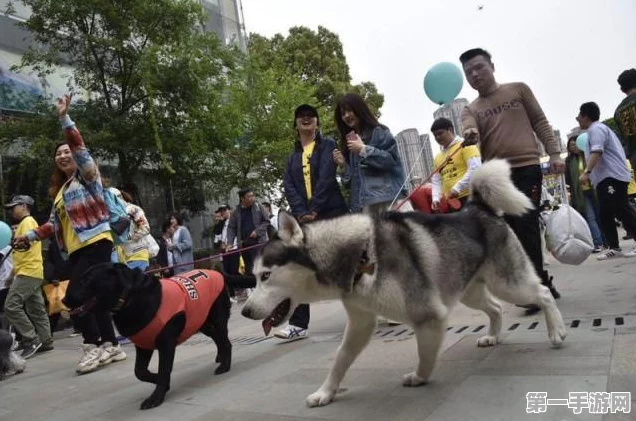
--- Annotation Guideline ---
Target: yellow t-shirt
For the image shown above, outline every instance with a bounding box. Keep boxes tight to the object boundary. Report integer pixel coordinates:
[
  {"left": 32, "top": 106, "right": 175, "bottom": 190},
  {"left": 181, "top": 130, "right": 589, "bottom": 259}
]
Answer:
[
  {"left": 55, "top": 188, "right": 112, "bottom": 255},
  {"left": 578, "top": 157, "right": 591, "bottom": 191},
  {"left": 627, "top": 160, "right": 636, "bottom": 196},
  {"left": 14, "top": 216, "right": 43, "bottom": 279},
  {"left": 433, "top": 141, "right": 481, "bottom": 199},
  {"left": 302, "top": 141, "right": 316, "bottom": 201}
]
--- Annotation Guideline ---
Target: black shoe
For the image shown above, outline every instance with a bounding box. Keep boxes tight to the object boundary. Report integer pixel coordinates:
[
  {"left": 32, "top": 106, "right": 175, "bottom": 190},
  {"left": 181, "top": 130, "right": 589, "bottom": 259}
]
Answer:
[
  {"left": 38, "top": 342, "right": 54, "bottom": 353},
  {"left": 542, "top": 274, "right": 560, "bottom": 300},
  {"left": 20, "top": 340, "right": 42, "bottom": 359},
  {"left": 524, "top": 305, "right": 541, "bottom": 315},
  {"left": 549, "top": 286, "right": 561, "bottom": 300}
]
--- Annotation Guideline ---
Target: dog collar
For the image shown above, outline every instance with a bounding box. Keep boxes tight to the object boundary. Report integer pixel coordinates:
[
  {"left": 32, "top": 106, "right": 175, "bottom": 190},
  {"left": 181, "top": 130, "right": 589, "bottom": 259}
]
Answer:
[
  {"left": 69, "top": 297, "right": 97, "bottom": 317},
  {"left": 112, "top": 287, "right": 132, "bottom": 312}
]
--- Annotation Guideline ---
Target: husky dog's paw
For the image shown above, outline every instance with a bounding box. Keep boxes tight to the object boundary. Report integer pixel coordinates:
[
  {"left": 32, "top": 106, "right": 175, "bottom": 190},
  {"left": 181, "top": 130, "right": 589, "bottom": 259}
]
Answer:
[
  {"left": 476, "top": 335, "right": 499, "bottom": 347},
  {"left": 402, "top": 371, "right": 427, "bottom": 387},
  {"left": 548, "top": 324, "right": 567, "bottom": 348},
  {"left": 306, "top": 389, "right": 335, "bottom": 407}
]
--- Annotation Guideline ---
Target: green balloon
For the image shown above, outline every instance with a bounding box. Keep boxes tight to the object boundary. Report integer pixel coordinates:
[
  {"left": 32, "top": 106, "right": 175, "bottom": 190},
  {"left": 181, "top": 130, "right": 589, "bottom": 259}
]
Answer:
[{"left": 424, "top": 62, "right": 464, "bottom": 105}]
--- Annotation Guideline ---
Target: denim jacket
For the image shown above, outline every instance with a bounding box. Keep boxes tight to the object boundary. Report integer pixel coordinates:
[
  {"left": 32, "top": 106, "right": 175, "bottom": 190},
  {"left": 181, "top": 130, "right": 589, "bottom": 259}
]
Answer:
[{"left": 341, "top": 125, "right": 407, "bottom": 212}]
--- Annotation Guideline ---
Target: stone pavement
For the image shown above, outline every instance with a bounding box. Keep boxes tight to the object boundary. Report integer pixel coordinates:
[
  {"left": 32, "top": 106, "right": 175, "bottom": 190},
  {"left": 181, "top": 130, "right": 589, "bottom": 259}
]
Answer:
[{"left": 1, "top": 247, "right": 635, "bottom": 421}]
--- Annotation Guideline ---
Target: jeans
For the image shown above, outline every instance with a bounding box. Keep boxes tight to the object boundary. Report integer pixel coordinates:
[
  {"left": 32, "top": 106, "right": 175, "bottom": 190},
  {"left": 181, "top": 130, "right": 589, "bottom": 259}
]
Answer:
[
  {"left": 596, "top": 178, "right": 636, "bottom": 249},
  {"left": 582, "top": 190, "right": 605, "bottom": 248}
]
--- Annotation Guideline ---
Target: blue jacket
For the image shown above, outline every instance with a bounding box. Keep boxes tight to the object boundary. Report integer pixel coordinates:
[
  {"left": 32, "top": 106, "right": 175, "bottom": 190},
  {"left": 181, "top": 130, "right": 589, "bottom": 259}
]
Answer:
[
  {"left": 342, "top": 125, "right": 407, "bottom": 212},
  {"left": 284, "top": 136, "right": 349, "bottom": 218}
]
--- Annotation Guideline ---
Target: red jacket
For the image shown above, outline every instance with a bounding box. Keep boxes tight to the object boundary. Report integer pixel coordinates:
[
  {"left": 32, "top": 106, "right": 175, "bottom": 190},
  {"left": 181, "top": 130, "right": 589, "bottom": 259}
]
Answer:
[{"left": 130, "top": 270, "right": 225, "bottom": 350}]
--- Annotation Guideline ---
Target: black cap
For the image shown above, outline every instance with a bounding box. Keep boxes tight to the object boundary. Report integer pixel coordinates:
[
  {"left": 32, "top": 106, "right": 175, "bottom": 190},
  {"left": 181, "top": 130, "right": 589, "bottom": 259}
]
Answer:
[
  {"left": 294, "top": 104, "right": 319, "bottom": 126},
  {"left": 4, "top": 195, "right": 34, "bottom": 208},
  {"left": 215, "top": 204, "right": 229, "bottom": 213}
]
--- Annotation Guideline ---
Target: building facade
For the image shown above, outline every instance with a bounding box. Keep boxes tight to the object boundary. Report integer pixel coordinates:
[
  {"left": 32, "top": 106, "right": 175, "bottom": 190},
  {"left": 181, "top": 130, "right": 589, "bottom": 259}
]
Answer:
[
  {"left": 395, "top": 128, "right": 434, "bottom": 191},
  {"left": 432, "top": 98, "right": 469, "bottom": 135}
]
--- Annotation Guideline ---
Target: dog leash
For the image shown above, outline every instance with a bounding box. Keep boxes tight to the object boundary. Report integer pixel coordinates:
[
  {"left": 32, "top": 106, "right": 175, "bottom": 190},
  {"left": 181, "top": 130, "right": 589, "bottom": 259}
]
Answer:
[
  {"left": 143, "top": 242, "right": 267, "bottom": 275},
  {"left": 393, "top": 140, "right": 468, "bottom": 211}
]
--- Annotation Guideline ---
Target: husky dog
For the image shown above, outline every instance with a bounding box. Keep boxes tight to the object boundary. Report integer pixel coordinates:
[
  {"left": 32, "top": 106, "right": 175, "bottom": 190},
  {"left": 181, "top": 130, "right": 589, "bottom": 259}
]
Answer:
[
  {"left": 241, "top": 159, "right": 567, "bottom": 408},
  {"left": 0, "top": 329, "right": 26, "bottom": 380}
]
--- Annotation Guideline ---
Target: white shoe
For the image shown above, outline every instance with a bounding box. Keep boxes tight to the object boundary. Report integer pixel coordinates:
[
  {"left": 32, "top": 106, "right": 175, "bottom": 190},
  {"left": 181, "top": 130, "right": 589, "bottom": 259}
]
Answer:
[
  {"left": 274, "top": 325, "right": 309, "bottom": 341},
  {"left": 76, "top": 344, "right": 103, "bottom": 374},
  {"left": 597, "top": 248, "right": 625, "bottom": 260},
  {"left": 622, "top": 247, "right": 636, "bottom": 258},
  {"left": 99, "top": 342, "right": 127, "bottom": 366}
]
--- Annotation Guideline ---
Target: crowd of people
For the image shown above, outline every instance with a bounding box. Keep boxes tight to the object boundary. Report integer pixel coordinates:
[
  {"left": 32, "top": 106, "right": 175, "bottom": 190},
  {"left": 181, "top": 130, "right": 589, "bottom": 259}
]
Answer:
[{"left": 0, "top": 48, "right": 635, "bottom": 378}]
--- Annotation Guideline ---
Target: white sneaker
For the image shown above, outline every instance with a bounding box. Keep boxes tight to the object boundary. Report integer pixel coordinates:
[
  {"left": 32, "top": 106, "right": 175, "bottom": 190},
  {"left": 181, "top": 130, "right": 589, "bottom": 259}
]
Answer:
[
  {"left": 597, "top": 249, "right": 624, "bottom": 260},
  {"left": 622, "top": 247, "right": 636, "bottom": 258},
  {"left": 99, "top": 342, "right": 127, "bottom": 366},
  {"left": 274, "top": 325, "right": 308, "bottom": 342},
  {"left": 76, "top": 344, "right": 103, "bottom": 374}
]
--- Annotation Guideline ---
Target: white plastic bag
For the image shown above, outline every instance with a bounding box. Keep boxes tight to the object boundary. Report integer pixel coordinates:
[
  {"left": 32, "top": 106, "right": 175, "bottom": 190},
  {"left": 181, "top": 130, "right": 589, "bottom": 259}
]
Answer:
[
  {"left": 545, "top": 203, "right": 594, "bottom": 265},
  {"left": 144, "top": 234, "right": 160, "bottom": 258}
]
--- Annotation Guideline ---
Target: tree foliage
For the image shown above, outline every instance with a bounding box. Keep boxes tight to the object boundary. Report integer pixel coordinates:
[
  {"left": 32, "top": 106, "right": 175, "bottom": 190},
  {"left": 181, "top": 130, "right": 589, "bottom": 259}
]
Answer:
[
  {"left": 3, "top": 0, "right": 237, "bottom": 212},
  {"left": 247, "top": 26, "right": 384, "bottom": 139},
  {"left": 0, "top": 8, "right": 384, "bottom": 213}
]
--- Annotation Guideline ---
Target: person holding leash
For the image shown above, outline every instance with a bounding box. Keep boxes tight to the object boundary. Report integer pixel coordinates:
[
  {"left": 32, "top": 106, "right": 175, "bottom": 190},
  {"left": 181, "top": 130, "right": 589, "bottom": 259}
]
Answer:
[
  {"left": 430, "top": 118, "right": 482, "bottom": 212},
  {"left": 460, "top": 48, "right": 563, "bottom": 311},
  {"left": 13, "top": 94, "right": 126, "bottom": 374},
  {"left": 3, "top": 195, "right": 53, "bottom": 358}
]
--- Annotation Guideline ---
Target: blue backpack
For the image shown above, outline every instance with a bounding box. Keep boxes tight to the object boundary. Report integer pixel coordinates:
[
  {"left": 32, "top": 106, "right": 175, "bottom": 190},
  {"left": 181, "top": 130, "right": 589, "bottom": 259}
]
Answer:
[{"left": 103, "top": 188, "right": 133, "bottom": 245}]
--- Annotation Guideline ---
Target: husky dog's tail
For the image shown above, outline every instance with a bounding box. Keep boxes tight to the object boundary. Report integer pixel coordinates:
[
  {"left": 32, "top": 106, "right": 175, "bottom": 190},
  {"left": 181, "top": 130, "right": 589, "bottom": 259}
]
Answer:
[{"left": 469, "top": 159, "right": 534, "bottom": 216}]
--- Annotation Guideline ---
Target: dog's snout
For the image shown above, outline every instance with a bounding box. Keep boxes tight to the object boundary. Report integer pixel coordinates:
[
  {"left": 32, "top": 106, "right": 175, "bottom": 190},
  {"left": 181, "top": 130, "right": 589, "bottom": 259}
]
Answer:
[{"left": 241, "top": 305, "right": 253, "bottom": 319}]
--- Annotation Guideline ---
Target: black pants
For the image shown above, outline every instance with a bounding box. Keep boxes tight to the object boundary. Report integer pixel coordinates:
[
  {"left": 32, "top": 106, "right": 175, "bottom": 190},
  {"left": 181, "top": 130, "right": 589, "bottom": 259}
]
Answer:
[
  {"left": 288, "top": 207, "right": 350, "bottom": 330},
  {"left": 67, "top": 240, "right": 118, "bottom": 346},
  {"left": 596, "top": 178, "right": 636, "bottom": 249},
  {"left": 504, "top": 165, "right": 552, "bottom": 287}
]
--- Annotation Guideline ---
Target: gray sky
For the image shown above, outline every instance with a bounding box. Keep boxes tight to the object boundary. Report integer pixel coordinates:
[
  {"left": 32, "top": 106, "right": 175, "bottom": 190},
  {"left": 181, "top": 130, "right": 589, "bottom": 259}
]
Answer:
[{"left": 241, "top": 0, "right": 636, "bottom": 149}]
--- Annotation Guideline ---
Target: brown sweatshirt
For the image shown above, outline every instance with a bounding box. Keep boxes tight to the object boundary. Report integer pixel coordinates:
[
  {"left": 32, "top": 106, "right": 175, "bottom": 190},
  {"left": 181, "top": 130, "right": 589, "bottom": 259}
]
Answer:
[{"left": 460, "top": 82, "right": 561, "bottom": 168}]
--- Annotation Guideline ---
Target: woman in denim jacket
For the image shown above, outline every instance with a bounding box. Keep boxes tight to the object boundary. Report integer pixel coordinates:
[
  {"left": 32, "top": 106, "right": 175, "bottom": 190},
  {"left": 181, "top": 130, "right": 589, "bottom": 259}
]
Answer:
[{"left": 333, "top": 92, "right": 411, "bottom": 216}]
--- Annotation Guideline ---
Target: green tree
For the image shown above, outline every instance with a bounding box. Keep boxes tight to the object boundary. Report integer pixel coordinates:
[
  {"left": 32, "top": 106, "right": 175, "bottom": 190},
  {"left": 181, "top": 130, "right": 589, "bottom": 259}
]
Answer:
[
  {"left": 3, "top": 0, "right": 238, "bottom": 211},
  {"left": 247, "top": 26, "right": 384, "bottom": 138},
  {"left": 204, "top": 52, "right": 315, "bottom": 201}
]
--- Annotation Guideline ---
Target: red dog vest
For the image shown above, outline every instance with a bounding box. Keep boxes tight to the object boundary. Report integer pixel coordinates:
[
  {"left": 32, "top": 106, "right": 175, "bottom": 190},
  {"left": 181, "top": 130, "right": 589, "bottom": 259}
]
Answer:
[{"left": 129, "top": 270, "right": 225, "bottom": 350}]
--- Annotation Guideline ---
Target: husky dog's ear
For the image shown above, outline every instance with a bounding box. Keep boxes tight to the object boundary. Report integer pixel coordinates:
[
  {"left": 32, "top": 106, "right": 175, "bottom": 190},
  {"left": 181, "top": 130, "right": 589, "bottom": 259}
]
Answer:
[{"left": 277, "top": 211, "right": 304, "bottom": 246}]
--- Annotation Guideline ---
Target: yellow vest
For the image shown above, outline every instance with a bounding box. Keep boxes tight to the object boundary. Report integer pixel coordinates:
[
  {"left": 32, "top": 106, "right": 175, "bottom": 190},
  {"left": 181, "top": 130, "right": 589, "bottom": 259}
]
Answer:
[{"left": 433, "top": 141, "right": 481, "bottom": 198}]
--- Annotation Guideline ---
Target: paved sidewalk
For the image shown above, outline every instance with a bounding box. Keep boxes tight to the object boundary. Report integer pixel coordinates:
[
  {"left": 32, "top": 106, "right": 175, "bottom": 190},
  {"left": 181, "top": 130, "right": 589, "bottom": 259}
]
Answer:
[{"left": 1, "top": 248, "right": 635, "bottom": 421}]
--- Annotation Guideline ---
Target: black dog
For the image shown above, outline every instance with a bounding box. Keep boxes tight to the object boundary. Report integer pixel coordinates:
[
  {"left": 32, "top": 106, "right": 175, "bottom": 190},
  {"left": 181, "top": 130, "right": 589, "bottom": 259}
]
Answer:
[
  {"left": 76, "top": 263, "right": 232, "bottom": 409},
  {"left": 0, "top": 329, "right": 26, "bottom": 380}
]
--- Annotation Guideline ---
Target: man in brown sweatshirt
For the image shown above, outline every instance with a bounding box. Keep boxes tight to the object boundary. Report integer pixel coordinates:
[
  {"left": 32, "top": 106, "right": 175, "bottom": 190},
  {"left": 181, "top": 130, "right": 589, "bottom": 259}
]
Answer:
[{"left": 460, "top": 48, "right": 564, "bottom": 309}]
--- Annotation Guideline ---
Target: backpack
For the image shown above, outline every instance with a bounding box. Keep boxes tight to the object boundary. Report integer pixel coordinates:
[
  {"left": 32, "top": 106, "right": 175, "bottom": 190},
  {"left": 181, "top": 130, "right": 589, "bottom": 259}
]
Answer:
[{"left": 103, "top": 188, "right": 134, "bottom": 245}]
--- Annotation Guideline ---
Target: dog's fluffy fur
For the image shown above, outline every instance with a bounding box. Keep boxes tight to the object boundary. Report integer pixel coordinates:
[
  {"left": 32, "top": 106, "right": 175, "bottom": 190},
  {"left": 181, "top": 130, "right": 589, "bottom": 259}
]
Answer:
[
  {"left": 75, "top": 264, "right": 232, "bottom": 409},
  {"left": 0, "top": 329, "right": 26, "bottom": 380},
  {"left": 242, "top": 159, "right": 567, "bottom": 408}
]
